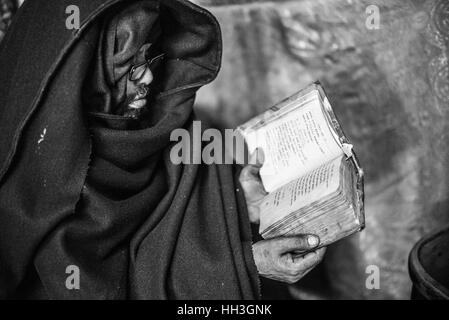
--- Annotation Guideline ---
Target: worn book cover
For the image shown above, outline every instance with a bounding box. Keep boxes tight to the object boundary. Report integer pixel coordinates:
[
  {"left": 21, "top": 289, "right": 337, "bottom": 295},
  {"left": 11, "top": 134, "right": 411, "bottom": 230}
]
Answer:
[{"left": 237, "top": 82, "right": 365, "bottom": 248}]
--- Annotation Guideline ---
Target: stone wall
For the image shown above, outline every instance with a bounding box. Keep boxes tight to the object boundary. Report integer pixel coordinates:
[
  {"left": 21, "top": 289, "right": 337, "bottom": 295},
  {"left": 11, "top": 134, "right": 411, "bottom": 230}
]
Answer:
[{"left": 193, "top": 0, "right": 449, "bottom": 299}]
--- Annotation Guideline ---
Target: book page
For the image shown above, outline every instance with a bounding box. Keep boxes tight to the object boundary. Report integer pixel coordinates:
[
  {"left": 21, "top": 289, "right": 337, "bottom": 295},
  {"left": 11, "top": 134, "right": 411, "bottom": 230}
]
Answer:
[
  {"left": 259, "top": 156, "right": 343, "bottom": 234},
  {"left": 244, "top": 94, "right": 343, "bottom": 192}
]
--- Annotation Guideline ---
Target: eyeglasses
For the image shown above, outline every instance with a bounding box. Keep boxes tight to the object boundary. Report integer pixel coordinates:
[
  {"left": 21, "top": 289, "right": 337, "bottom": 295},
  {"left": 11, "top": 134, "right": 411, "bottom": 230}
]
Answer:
[{"left": 129, "top": 53, "right": 165, "bottom": 82}]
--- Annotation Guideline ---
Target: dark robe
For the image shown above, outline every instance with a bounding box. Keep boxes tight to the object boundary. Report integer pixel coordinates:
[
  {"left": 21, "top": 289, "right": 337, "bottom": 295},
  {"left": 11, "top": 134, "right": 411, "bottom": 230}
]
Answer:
[{"left": 0, "top": 0, "right": 260, "bottom": 299}]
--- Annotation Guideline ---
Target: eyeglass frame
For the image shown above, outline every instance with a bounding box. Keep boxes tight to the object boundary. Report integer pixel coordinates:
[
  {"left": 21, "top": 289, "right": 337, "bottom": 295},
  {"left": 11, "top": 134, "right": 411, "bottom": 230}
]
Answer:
[{"left": 128, "top": 53, "right": 165, "bottom": 82}]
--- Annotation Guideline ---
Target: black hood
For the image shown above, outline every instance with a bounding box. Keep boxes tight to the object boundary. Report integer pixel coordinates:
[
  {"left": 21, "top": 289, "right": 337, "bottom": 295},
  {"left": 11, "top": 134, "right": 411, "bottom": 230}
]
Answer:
[{"left": 0, "top": 0, "right": 222, "bottom": 179}]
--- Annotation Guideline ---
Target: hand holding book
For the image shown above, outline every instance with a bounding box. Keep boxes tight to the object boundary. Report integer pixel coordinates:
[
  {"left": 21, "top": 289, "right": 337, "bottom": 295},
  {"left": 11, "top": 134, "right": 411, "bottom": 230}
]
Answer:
[
  {"left": 239, "top": 148, "right": 326, "bottom": 283},
  {"left": 252, "top": 235, "right": 326, "bottom": 284}
]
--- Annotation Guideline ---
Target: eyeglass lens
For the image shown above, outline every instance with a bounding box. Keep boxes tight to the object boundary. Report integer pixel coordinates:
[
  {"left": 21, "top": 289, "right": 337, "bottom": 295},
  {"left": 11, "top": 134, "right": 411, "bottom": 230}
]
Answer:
[{"left": 130, "top": 54, "right": 165, "bottom": 81}]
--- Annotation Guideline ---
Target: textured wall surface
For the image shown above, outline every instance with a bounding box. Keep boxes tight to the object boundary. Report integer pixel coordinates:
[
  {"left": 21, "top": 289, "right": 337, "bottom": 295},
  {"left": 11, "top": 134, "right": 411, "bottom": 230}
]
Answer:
[{"left": 193, "top": 0, "right": 449, "bottom": 299}]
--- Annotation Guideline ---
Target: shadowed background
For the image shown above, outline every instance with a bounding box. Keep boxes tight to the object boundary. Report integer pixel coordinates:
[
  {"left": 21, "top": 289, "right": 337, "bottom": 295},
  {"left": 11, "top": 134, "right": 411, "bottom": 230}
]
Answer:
[
  {"left": 1, "top": 0, "right": 448, "bottom": 299},
  {"left": 191, "top": 0, "right": 449, "bottom": 299}
]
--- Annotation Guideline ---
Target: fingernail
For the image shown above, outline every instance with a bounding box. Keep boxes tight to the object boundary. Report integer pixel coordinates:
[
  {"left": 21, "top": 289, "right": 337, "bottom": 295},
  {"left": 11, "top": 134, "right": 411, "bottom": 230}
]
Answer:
[{"left": 307, "top": 235, "right": 319, "bottom": 247}]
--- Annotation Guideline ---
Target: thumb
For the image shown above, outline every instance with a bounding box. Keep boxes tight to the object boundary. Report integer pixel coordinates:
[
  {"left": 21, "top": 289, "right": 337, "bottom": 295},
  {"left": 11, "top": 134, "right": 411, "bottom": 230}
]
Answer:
[
  {"left": 240, "top": 148, "right": 265, "bottom": 183},
  {"left": 272, "top": 235, "right": 320, "bottom": 254}
]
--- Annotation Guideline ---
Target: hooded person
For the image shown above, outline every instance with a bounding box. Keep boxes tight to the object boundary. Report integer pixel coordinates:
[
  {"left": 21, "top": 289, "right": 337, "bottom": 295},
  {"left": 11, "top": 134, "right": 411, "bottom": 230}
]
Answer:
[{"left": 0, "top": 0, "right": 325, "bottom": 299}]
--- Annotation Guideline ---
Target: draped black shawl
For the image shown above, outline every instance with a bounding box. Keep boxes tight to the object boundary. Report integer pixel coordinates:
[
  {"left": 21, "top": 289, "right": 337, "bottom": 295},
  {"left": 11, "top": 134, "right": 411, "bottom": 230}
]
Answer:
[{"left": 0, "top": 0, "right": 260, "bottom": 299}]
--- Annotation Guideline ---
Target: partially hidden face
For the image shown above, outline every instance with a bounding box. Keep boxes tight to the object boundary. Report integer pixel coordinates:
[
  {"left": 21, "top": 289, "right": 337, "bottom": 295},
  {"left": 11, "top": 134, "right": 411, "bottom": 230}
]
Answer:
[{"left": 122, "top": 42, "right": 164, "bottom": 118}]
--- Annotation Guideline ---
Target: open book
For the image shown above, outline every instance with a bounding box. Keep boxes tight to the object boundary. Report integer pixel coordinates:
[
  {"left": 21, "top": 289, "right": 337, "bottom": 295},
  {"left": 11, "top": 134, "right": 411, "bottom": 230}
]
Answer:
[{"left": 236, "top": 82, "right": 365, "bottom": 247}]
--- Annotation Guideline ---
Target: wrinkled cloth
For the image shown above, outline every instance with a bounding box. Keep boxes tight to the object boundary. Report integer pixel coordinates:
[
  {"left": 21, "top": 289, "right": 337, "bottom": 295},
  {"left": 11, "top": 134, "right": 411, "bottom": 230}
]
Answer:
[{"left": 0, "top": 0, "right": 260, "bottom": 299}]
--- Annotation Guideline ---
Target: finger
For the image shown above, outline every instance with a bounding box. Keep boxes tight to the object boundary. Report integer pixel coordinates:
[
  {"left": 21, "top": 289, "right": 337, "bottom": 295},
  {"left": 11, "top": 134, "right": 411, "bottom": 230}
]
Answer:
[
  {"left": 278, "top": 248, "right": 325, "bottom": 282},
  {"left": 239, "top": 173, "right": 267, "bottom": 198},
  {"left": 239, "top": 177, "right": 266, "bottom": 223},
  {"left": 292, "top": 247, "right": 326, "bottom": 270},
  {"left": 239, "top": 163, "right": 263, "bottom": 183},
  {"left": 241, "top": 148, "right": 265, "bottom": 180},
  {"left": 272, "top": 235, "right": 320, "bottom": 254}
]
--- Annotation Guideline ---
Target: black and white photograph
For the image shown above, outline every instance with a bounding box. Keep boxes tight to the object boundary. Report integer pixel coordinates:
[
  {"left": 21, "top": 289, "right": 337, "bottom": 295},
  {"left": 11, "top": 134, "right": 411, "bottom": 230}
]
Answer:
[{"left": 0, "top": 0, "right": 448, "bottom": 304}]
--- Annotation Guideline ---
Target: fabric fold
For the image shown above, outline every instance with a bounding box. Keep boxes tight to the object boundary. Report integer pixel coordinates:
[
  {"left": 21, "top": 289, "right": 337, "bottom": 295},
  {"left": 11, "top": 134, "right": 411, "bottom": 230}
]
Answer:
[{"left": 0, "top": 0, "right": 259, "bottom": 300}]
